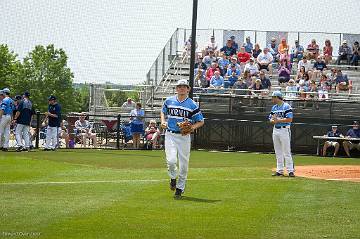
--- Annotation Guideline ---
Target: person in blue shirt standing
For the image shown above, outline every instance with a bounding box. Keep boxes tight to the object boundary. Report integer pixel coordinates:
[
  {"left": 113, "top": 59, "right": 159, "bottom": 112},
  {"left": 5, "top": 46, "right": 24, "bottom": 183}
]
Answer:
[
  {"left": 0, "top": 88, "right": 14, "bottom": 151},
  {"left": 343, "top": 121, "right": 360, "bottom": 157},
  {"left": 13, "top": 92, "right": 34, "bottom": 152},
  {"left": 130, "top": 102, "right": 145, "bottom": 149},
  {"left": 161, "top": 79, "right": 204, "bottom": 199},
  {"left": 269, "top": 91, "right": 295, "bottom": 177},
  {"left": 44, "top": 95, "right": 61, "bottom": 151}
]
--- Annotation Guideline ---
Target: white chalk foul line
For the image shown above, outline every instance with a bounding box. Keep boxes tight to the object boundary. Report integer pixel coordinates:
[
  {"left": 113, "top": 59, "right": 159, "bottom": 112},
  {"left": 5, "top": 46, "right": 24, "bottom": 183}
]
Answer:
[{"left": 0, "top": 178, "right": 286, "bottom": 186}]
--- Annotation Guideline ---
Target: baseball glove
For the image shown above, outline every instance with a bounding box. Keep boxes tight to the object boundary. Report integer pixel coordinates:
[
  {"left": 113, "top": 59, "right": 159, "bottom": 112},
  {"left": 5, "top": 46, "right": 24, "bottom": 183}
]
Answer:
[{"left": 177, "top": 120, "right": 193, "bottom": 136}]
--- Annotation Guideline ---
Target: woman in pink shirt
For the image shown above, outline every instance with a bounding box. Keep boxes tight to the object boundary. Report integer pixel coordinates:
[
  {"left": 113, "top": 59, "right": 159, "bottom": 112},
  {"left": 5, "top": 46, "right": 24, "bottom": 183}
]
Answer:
[{"left": 323, "top": 39, "right": 333, "bottom": 64}]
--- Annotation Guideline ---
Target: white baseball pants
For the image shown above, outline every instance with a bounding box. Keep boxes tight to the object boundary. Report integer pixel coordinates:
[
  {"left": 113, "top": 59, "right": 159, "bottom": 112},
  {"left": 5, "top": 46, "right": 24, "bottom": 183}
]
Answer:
[
  {"left": 45, "top": 126, "right": 58, "bottom": 149},
  {"left": 272, "top": 127, "right": 294, "bottom": 173},
  {"left": 165, "top": 131, "right": 191, "bottom": 192},
  {"left": 15, "top": 124, "right": 31, "bottom": 148},
  {"left": 0, "top": 115, "right": 12, "bottom": 148}
]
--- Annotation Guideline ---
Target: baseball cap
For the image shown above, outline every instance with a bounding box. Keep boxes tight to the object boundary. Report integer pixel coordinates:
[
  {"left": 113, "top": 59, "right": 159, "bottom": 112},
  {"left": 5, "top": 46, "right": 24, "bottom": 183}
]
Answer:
[
  {"left": 176, "top": 79, "right": 189, "bottom": 87},
  {"left": 343, "top": 40, "right": 347, "bottom": 44},
  {"left": 353, "top": 121, "right": 359, "bottom": 126},
  {"left": 271, "top": 91, "right": 283, "bottom": 98},
  {"left": 2, "top": 88, "right": 10, "bottom": 94},
  {"left": 24, "top": 91, "right": 30, "bottom": 97},
  {"left": 15, "top": 95, "right": 22, "bottom": 100},
  {"left": 230, "top": 35, "right": 235, "bottom": 39},
  {"left": 331, "top": 125, "right": 338, "bottom": 128},
  {"left": 48, "top": 95, "right": 56, "bottom": 101}
]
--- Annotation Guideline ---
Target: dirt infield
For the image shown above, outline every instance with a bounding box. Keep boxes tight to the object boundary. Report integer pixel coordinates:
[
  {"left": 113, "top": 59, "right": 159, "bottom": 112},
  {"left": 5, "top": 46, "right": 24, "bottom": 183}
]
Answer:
[{"left": 296, "top": 165, "right": 360, "bottom": 182}]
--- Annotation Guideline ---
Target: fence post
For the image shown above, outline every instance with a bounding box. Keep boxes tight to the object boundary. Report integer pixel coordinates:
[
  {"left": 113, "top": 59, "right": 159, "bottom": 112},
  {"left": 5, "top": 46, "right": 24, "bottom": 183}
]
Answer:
[
  {"left": 162, "top": 49, "right": 166, "bottom": 77},
  {"left": 35, "top": 110, "right": 40, "bottom": 149},
  {"left": 155, "top": 59, "right": 158, "bottom": 86},
  {"left": 116, "top": 114, "right": 121, "bottom": 149},
  {"left": 254, "top": 31, "right": 257, "bottom": 43}
]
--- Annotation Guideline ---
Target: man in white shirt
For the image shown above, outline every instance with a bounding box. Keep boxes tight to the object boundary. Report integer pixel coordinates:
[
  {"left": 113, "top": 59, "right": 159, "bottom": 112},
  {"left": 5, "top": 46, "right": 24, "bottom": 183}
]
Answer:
[
  {"left": 74, "top": 113, "right": 97, "bottom": 148},
  {"left": 244, "top": 58, "right": 259, "bottom": 76},
  {"left": 202, "top": 36, "right": 218, "bottom": 57},
  {"left": 256, "top": 48, "right": 273, "bottom": 75},
  {"left": 297, "top": 56, "right": 313, "bottom": 77},
  {"left": 121, "top": 98, "right": 136, "bottom": 112}
]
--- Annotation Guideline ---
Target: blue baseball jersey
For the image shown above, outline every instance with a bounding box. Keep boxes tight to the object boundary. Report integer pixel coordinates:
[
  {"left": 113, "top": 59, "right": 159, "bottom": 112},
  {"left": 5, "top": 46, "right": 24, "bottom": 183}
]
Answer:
[
  {"left": 269, "top": 102, "right": 293, "bottom": 127},
  {"left": 0, "top": 97, "right": 14, "bottom": 115},
  {"left": 16, "top": 99, "right": 33, "bottom": 125},
  {"left": 48, "top": 103, "right": 61, "bottom": 127},
  {"left": 162, "top": 96, "right": 204, "bottom": 132}
]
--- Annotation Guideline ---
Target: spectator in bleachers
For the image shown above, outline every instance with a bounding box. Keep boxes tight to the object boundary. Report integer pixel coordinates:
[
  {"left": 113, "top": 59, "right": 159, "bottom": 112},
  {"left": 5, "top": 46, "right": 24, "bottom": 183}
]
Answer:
[
  {"left": 313, "top": 56, "right": 327, "bottom": 80},
  {"left": 218, "top": 53, "right": 230, "bottom": 74},
  {"left": 278, "top": 38, "right": 290, "bottom": 61},
  {"left": 183, "top": 36, "right": 198, "bottom": 59},
  {"left": 297, "top": 56, "right": 313, "bottom": 79},
  {"left": 307, "top": 80, "right": 318, "bottom": 99},
  {"left": 203, "top": 36, "right": 218, "bottom": 57},
  {"left": 225, "top": 64, "right": 241, "bottom": 88},
  {"left": 259, "top": 70, "right": 272, "bottom": 91},
  {"left": 290, "top": 40, "right": 304, "bottom": 63},
  {"left": 322, "top": 125, "right": 343, "bottom": 157},
  {"left": 145, "top": 120, "right": 161, "bottom": 149},
  {"left": 296, "top": 66, "right": 307, "bottom": 82},
  {"left": 202, "top": 50, "right": 216, "bottom": 68},
  {"left": 251, "top": 79, "right": 265, "bottom": 97},
  {"left": 252, "top": 43, "right": 262, "bottom": 58},
  {"left": 244, "top": 36, "right": 253, "bottom": 54},
  {"left": 220, "top": 39, "right": 237, "bottom": 57},
  {"left": 232, "top": 77, "right": 248, "bottom": 95},
  {"left": 121, "top": 98, "right": 136, "bottom": 112},
  {"left": 130, "top": 102, "right": 144, "bottom": 149},
  {"left": 268, "top": 37, "right": 279, "bottom": 62},
  {"left": 335, "top": 70, "right": 352, "bottom": 94},
  {"left": 298, "top": 73, "right": 310, "bottom": 99},
  {"left": 195, "top": 56, "right": 207, "bottom": 70},
  {"left": 243, "top": 70, "right": 254, "bottom": 89},
  {"left": 244, "top": 58, "right": 259, "bottom": 76},
  {"left": 285, "top": 79, "right": 298, "bottom": 98},
  {"left": 351, "top": 41, "right": 359, "bottom": 67},
  {"left": 256, "top": 47, "right": 273, "bottom": 75},
  {"left": 278, "top": 59, "right": 292, "bottom": 85},
  {"left": 306, "top": 39, "right": 320, "bottom": 60},
  {"left": 206, "top": 62, "right": 220, "bottom": 82},
  {"left": 343, "top": 121, "right": 360, "bottom": 157},
  {"left": 195, "top": 69, "right": 208, "bottom": 88},
  {"left": 237, "top": 46, "right": 251, "bottom": 66},
  {"left": 327, "top": 67, "right": 338, "bottom": 86},
  {"left": 318, "top": 74, "right": 330, "bottom": 99},
  {"left": 75, "top": 113, "right": 97, "bottom": 148},
  {"left": 336, "top": 40, "right": 352, "bottom": 65},
  {"left": 230, "top": 56, "right": 241, "bottom": 71},
  {"left": 210, "top": 71, "right": 224, "bottom": 89},
  {"left": 59, "top": 120, "right": 70, "bottom": 148},
  {"left": 323, "top": 39, "right": 333, "bottom": 64},
  {"left": 230, "top": 36, "right": 239, "bottom": 51}
]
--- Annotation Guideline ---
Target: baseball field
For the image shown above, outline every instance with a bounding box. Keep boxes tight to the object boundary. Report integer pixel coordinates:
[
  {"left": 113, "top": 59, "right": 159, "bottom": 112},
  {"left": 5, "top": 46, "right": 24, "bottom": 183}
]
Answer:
[{"left": 1, "top": 150, "right": 359, "bottom": 239}]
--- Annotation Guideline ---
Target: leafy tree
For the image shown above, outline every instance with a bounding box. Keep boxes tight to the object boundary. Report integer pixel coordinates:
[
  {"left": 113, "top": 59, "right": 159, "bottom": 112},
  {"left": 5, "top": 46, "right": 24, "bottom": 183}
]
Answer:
[
  {"left": 0, "top": 44, "right": 21, "bottom": 89},
  {"left": 11, "top": 44, "right": 80, "bottom": 114}
]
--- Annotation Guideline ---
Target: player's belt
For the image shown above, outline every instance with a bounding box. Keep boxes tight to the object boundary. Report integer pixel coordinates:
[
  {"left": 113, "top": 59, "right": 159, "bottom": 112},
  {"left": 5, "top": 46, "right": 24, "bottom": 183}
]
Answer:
[
  {"left": 274, "top": 125, "right": 290, "bottom": 129},
  {"left": 167, "top": 130, "right": 181, "bottom": 134}
]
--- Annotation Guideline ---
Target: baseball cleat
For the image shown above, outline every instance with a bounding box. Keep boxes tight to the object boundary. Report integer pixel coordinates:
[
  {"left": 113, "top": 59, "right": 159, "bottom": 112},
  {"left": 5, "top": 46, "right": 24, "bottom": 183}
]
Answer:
[
  {"left": 16, "top": 147, "right": 23, "bottom": 152},
  {"left": 1, "top": 148, "right": 9, "bottom": 152},
  {"left": 170, "top": 179, "right": 176, "bottom": 191},
  {"left": 43, "top": 148, "right": 51, "bottom": 151},
  {"left": 288, "top": 172, "right": 295, "bottom": 177},
  {"left": 272, "top": 172, "right": 284, "bottom": 177},
  {"left": 174, "top": 188, "right": 182, "bottom": 199}
]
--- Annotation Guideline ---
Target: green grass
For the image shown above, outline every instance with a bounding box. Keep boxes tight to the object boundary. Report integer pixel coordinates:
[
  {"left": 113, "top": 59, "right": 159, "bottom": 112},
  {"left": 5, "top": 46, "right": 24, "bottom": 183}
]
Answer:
[{"left": 0, "top": 150, "right": 359, "bottom": 239}]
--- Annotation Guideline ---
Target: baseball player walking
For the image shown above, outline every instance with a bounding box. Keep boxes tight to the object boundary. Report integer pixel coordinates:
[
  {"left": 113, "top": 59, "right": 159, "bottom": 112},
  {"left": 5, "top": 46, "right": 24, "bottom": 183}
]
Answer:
[
  {"left": 0, "top": 88, "right": 14, "bottom": 151},
  {"left": 13, "top": 92, "right": 33, "bottom": 152},
  {"left": 44, "top": 95, "right": 61, "bottom": 151},
  {"left": 160, "top": 79, "right": 204, "bottom": 199},
  {"left": 269, "top": 91, "right": 295, "bottom": 177}
]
